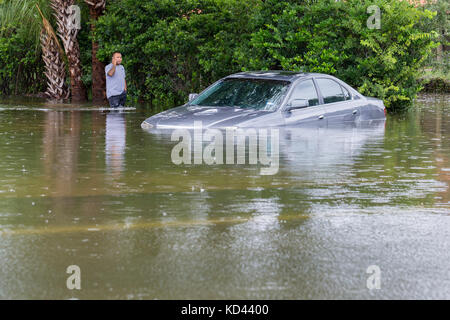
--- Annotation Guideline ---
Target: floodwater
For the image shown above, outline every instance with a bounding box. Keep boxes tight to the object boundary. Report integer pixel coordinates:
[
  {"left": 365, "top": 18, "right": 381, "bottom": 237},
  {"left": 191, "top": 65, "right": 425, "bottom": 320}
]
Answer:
[{"left": 0, "top": 94, "right": 449, "bottom": 299}]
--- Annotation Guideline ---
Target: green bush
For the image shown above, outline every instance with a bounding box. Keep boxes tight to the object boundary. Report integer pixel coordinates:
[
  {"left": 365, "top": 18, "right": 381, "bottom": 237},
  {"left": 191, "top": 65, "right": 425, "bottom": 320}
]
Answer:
[
  {"left": 0, "top": 26, "right": 46, "bottom": 96},
  {"left": 236, "top": 0, "right": 438, "bottom": 111}
]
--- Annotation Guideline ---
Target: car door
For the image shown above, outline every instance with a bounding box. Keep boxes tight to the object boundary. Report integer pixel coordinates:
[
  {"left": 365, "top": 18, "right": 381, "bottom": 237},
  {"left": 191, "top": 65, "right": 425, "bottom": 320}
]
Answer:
[
  {"left": 315, "top": 78, "right": 359, "bottom": 124},
  {"left": 283, "top": 78, "right": 327, "bottom": 127}
]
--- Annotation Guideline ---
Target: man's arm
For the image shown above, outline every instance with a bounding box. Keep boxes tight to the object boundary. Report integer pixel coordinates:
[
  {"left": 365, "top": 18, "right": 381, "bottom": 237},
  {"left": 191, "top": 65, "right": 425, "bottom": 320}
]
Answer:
[
  {"left": 107, "top": 61, "right": 116, "bottom": 77},
  {"left": 124, "top": 79, "right": 127, "bottom": 92}
]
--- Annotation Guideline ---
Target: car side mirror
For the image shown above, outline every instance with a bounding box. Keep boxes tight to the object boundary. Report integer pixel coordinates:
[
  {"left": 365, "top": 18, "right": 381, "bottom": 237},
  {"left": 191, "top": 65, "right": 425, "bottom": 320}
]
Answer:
[
  {"left": 189, "top": 93, "right": 199, "bottom": 102},
  {"left": 286, "top": 99, "right": 309, "bottom": 111}
]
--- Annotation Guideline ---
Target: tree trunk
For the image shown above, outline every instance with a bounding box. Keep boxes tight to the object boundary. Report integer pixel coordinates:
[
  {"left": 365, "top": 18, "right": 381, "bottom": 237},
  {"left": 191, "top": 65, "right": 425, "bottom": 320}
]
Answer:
[
  {"left": 50, "top": 0, "right": 87, "bottom": 103},
  {"left": 85, "top": 0, "right": 107, "bottom": 103},
  {"left": 36, "top": 4, "right": 69, "bottom": 101},
  {"left": 40, "top": 28, "right": 70, "bottom": 101}
]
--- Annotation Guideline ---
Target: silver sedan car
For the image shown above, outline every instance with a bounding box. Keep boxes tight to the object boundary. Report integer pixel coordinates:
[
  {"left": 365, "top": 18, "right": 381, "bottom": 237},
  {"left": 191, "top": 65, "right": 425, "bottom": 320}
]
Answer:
[{"left": 141, "top": 71, "right": 386, "bottom": 130}]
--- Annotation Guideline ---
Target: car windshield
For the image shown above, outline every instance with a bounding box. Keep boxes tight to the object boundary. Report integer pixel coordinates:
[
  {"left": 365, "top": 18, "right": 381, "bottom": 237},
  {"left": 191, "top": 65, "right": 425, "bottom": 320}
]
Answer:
[{"left": 189, "top": 78, "right": 291, "bottom": 111}]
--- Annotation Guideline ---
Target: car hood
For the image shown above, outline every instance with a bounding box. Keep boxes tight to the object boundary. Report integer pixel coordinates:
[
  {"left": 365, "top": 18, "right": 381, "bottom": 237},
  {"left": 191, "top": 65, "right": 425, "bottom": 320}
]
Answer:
[{"left": 143, "top": 105, "right": 272, "bottom": 129}]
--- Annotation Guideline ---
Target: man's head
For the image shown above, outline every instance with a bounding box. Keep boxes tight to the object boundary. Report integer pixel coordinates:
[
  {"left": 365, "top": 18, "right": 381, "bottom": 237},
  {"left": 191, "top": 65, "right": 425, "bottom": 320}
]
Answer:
[{"left": 112, "top": 51, "right": 122, "bottom": 65}]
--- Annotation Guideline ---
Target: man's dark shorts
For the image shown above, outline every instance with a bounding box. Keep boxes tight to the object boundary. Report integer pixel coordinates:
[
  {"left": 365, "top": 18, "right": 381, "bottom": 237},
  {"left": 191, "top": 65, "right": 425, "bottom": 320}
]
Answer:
[{"left": 108, "top": 90, "right": 127, "bottom": 108}]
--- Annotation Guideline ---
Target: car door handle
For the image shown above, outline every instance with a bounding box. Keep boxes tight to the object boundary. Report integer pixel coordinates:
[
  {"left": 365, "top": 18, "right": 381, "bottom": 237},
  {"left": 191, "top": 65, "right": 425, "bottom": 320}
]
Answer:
[
  {"left": 352, "top": 109, "right": 358, "bottom": 114},
  {"left": 318, "top": 115, "right": 324, "bottom": 120}
]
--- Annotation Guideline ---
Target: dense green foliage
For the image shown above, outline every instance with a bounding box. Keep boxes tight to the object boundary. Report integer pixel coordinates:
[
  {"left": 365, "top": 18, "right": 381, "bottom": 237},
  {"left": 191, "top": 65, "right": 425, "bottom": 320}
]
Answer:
[
  {"left": 0, "top": 0, "right": 444, "bottom": 111},
  {"left": 422, "top": 0, "right": 449, "bottom": 74},
  {"left": 94, "top": 0, "right": 260, "bottom": 109},
  {"left": 95, "top": 0, "right": 439, "bottom": 111},
  {"left": 0, "top": 0, "right": 53, "bottom": 95},
  {"left": 236, "top": 0, "right": 439, "bottom": 110},
  {"left": 0, "top": 25, "right": 46, "bottom": 95},
  {"left": 0, "top": 0, "right": 92, "bottom": 97}
]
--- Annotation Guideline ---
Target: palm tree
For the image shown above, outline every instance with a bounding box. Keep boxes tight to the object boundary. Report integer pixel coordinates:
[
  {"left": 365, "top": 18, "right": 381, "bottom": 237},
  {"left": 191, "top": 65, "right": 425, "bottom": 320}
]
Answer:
[
  {"left": 36, "top": 4, "right": 69, "bottom": 101},
  {"left": 50, "top": 0, "right": 87, "bottom": 102},
  {"left": 0, "top": 0, "right": 68, "bottom": 100},
  {"left": 84, "top": 0, "right": 107, "bottom": 103}
]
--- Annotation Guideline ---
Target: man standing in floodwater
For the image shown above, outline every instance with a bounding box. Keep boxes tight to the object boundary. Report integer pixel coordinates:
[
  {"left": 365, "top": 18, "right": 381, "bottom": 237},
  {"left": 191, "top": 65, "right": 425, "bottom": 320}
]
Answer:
[{"left": 105, "top": 51, "right": 127, "bottom": 108}]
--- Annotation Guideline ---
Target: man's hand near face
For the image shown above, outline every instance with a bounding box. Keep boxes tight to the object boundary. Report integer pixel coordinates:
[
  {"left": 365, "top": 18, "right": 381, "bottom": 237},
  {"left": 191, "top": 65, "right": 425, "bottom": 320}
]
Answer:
[{"left": 108, "top": 57, "right": 117, "bottom": 77}]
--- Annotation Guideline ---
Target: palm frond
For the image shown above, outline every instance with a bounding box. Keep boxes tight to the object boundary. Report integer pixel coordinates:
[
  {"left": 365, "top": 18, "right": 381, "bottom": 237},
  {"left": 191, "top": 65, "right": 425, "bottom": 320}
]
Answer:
[
  {"left": 36, "top": 3, "right": 65, "bottom": 58},
  {"left": 0, "top": 0, "right": 53, "bottom": 48}
]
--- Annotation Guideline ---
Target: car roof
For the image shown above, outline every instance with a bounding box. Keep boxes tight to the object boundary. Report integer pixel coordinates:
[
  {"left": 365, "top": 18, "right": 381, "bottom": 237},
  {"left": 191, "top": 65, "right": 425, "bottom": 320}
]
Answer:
[
  {"left": 225, "top": 71, "right": 363, "bottom": 98},
  {"left": 225, "top": 71, "right": 322, "bottom": 82}
]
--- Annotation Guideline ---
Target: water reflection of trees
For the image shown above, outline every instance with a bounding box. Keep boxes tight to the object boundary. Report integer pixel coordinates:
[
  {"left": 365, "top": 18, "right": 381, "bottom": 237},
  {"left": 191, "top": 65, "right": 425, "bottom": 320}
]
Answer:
[
  {"left": 43, "top": 111, "right": 81, "bottom": 195},
  {"left": 419, "top": 96, "right": 450, "bottom": 205},
  {"left": 42, "top": 110, "right": 106, "bottom": 221}
]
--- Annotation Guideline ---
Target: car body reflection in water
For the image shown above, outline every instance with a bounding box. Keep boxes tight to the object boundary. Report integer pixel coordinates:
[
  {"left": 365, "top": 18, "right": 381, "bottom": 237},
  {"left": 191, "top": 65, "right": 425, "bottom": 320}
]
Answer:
[
  {"left": 279, "top": 121, "right": 385, "bottom": 172},
  {"left": 143, "top": 119, "right": 386, "bottom": 181}
]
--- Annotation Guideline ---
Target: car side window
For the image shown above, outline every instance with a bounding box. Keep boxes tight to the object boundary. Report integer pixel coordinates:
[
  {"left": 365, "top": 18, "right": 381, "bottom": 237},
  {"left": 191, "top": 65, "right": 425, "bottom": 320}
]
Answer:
[
  {"left": 342, "top": 86, "right": 352, "bottom": 100},
  {"left": 289, "top": 79, "right": 319, "bottom": 106},
  {"left": 316, "top": 78, "right": 346, "bottom": 104}
]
